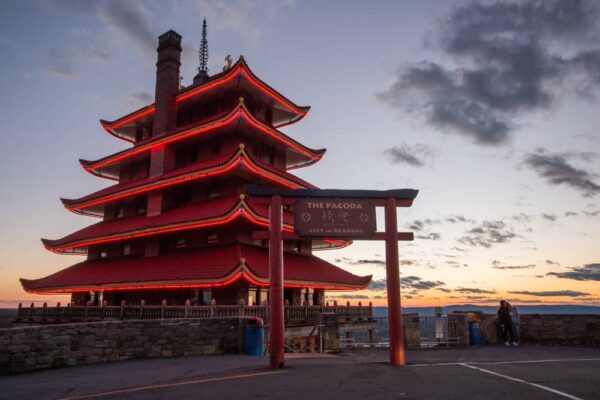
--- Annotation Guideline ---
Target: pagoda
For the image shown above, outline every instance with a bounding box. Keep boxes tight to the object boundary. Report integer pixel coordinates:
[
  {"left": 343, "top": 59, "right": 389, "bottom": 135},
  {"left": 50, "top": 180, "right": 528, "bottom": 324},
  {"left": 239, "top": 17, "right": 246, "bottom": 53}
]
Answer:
[{"left": 20, "top": 29, "right": 371, "bottom": 306}]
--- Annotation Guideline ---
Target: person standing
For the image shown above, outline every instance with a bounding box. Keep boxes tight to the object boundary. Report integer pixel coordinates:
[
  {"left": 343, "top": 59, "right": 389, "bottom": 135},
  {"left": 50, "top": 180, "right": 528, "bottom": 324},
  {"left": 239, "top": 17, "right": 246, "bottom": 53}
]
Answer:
[
  {"left": 497, "top": 300, "right": 515, "bottom": 346},
  {"left": 508, "top": 303, "right": 520, "bottom": 346}
]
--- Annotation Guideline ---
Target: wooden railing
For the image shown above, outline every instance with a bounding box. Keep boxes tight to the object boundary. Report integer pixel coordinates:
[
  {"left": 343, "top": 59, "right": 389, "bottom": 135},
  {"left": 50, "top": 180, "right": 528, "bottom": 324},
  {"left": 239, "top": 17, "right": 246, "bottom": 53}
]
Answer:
[{"left": 15, "top": 303, "right": 373, "bottom": 324}]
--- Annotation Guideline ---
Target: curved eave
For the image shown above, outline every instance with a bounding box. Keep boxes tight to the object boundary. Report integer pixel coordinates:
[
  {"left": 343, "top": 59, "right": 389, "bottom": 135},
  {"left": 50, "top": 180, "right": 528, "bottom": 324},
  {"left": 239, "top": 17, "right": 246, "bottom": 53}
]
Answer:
[
  {"left": 21, "top": 269, "right": 370, "bottom": 294},
  {"left": 101, "top": 57, "right": 310, "bottom": 142},
  {"left": 177, "top": 57, "right": 310, "bottom": 126},
  {"left": 43, "top": 196, "right": 348, "bottom": 254},
  {"left": 21, "top": 244, "right": 372, "bottom": 293},
  {"left": 42, "top": 199, "right": 291, "bottom": 254},
  {"left": 100, "top": 106, "right": 155, "bottom": 143},
  {"left": 80, "top": 159, "right": 119, "bottom": 181},
  {"left": 82, "top": 102, "right": 323, "bottom": 179},
  {"left": 100, "top": 120, "right": 135, "bottom": 144},
  {"left": 65, "top": 148, "right": 316, "bottom": 217}
]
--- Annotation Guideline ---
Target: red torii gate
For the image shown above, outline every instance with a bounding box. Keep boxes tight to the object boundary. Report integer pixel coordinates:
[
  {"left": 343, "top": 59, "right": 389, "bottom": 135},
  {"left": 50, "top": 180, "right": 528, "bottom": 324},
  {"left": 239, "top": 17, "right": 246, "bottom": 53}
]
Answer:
[{"left": 246, "top": 186, "right": 418, "bottom": 368}]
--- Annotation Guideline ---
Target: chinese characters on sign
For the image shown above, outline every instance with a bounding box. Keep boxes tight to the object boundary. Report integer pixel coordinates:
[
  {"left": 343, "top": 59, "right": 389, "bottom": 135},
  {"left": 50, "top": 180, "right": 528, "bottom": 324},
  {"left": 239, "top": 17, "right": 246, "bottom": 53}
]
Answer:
[{"left": 294, "top": 198, "right": 376, "bottom": 237}]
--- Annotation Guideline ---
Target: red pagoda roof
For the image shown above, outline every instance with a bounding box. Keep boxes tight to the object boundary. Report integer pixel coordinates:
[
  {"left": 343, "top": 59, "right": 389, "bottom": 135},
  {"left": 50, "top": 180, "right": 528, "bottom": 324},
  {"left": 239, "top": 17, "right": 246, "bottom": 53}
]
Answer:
[
  {"left": 63, "top": 146, "right": 316, "bottom": 217},
  {"left": 43, "top": 195, "right": 286, "bottom": 254},
  {"left": 21, "top": 243, "right": 371, "bottom": 293},
  {"left": 43, "top": 195, "right": 350, "bottom": 254},
  {"left": 101, "top": 57, "right": 310, "bottom": 143},
  {"left": 85, "top": 101, "right": 325, "bottom": 180}
]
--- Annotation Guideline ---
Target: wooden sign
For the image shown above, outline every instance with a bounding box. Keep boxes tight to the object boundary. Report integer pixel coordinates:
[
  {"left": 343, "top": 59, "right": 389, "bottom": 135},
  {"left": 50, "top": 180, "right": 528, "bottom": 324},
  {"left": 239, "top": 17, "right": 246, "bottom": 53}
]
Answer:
[{"left": 294, "top": 198, "right": 376, "bottom": 237}]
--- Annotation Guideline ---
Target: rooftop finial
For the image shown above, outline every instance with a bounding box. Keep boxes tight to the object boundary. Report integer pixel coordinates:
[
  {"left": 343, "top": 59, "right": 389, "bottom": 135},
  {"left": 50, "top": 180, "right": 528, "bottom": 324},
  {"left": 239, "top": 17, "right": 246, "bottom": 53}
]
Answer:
[
  {"left": 199, "top": 18, "right": 208, "bottom": 74},
  {"left": 193, "top": 18, "right": 209, "bottom": 85}
]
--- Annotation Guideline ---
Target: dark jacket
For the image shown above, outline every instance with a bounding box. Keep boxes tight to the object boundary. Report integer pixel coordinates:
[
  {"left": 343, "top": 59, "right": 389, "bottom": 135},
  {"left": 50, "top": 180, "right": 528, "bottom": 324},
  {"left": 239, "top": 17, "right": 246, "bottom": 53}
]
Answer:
[{"left": 497, "top": 307, "right": 512, "bottom": 325}]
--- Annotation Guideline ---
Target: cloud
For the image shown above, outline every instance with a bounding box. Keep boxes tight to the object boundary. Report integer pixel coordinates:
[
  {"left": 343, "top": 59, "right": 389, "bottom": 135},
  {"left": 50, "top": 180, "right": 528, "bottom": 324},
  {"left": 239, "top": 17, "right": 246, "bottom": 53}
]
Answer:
[
  {"left": 123, "top": 91, "right": 153, "bottom": 107},
  {"left": 99, "top": 0, "right": 155, "bottom": 58},
  {"left": 524, "top": 150, "right": 600, "bottom": 197},
  {"left": 509, "top": 290, "right": 590, "bottom": 297},
  {"left": 377, "top": 62, "right": 511, "bottom": 145},
  {"left": 335, "top": 257, "right": 420, "bottom": 268},
  {"left": 332, "top": 294, "right": 369, "bottom": 300},
  {"left": 402, "top": 276, "right": 445, "bottom": 290},
  {"left": 377, "top": 0, "right": 600, "bottom": 146},
  {"left": 512, "top": 213, "right": 533, "bottom": 222},
  {"left": 541, "top": 213, "right": 558, "bottom": 222},
  {"left": 179, "top": 0, "right": 295, "bottom": 47},
  {"left": 416, "top": 232, "right": 441, "bottom": 240},
  {"left": 547, "top": 263, "right": 600, "bottom": 281},
  {"left": 45, "top": 45, "right": 111, "bottom": 79},
  {"left": 369, "top": 279, "right": 387, "bottom": 291},
  {"left": 458, "top": 220, "right": 517, "bottom": 248},
  {"left": 546, "top": 259, "right": 560, "bottom": 266},
  {"left": 564, "top": 211, "right": 579, "bottom": 217},
  {"left": 383, "top": 144, "right": 432, "bottom": 167},
  {"left": 446, "top": 261, "right": 468, "bottom": 268},
  {"left": 446, "top": 215, "right": 474, "bottom": 224},
  {"left": 455, "top": 287, "right": 496, "bottom": 294},
  {"left": 369, "top": 276, "right": 446, "bottom": 292},
  {"left": 492, "top": 260, "right": 535, "bottom": 270},
  {"left": 408, "top": 219, "right": 441, "bottom": 240},
  {"left": 407, "top": 219, "right": 439, "bottom": 231}
]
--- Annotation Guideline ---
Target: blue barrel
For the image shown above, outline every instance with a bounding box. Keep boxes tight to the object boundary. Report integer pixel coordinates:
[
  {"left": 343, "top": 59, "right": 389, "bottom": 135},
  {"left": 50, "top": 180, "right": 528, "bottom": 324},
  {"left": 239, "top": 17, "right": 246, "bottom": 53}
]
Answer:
[
  {"left": 468, "top": 321, "right": 482, "bottom": 345},
  {"left": 244, "top": 325, "right": 264, "bottom": 356}
]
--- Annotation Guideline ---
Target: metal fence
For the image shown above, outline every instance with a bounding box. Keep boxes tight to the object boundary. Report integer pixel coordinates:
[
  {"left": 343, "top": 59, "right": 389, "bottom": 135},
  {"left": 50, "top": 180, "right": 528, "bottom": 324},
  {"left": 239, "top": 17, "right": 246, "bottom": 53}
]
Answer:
[
  {"left": 345, "top": 316, "right": 460, "bottom": 348},
  {"left": 16, "top": 303, "right": 374, "bottom": 324}
]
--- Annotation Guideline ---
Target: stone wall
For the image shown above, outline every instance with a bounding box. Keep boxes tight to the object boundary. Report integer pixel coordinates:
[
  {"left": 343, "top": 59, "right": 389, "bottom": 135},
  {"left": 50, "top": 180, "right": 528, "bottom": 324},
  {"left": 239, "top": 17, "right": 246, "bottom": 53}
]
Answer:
[
  {"left": 0, "top": 318, "right": 250, "bottom": 374},
  {"left": 480, "top": 314, "right": 600, "bottom": 346},
  {"left": 519, "top": 314, "right": 600, "bottom": 346}
]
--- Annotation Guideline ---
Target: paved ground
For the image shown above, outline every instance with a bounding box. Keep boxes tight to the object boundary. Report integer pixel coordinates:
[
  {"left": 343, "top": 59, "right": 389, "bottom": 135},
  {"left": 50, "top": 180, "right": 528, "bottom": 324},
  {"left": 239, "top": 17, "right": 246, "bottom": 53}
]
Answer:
[{"left": 1, "top": 346, "right": 599, "bottom": 400}]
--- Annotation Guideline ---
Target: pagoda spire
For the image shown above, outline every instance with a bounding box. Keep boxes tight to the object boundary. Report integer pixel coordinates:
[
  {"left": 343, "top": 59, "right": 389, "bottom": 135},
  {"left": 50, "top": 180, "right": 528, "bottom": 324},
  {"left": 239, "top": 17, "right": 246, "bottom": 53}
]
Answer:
[{"left": 193, "top": 19, "right": 209, "bottom": 85}]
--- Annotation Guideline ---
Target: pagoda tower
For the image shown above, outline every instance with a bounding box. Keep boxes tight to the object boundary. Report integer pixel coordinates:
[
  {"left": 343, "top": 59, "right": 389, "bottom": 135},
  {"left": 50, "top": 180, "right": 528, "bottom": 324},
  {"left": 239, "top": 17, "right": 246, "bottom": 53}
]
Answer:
[{"left": 20, "top": 30, "right": 371, "bottom": 306}]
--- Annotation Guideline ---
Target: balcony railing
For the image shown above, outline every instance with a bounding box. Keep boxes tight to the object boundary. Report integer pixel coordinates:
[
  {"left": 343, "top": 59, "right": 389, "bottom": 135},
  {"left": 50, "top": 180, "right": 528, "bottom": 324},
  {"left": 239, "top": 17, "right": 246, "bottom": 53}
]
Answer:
[{"left": 15, "top": 302, "right": 374, "bottom": 325}]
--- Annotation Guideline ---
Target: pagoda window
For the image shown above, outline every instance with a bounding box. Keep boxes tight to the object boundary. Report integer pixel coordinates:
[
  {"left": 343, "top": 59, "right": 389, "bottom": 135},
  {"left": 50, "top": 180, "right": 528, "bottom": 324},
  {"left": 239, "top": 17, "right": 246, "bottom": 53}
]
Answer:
[
  {"left": 291, "top": 241, "right": 301, "bottom": 253},
  {"left": 211, "top": 138, "right": 221, "bottom": 155},
  {"left": 134, "top": 196, "right": 147, "bottom": 215},
  {"left": 255, "top": 103, "right": 267, "bottom": 123},
  {"left": 175, "top": 144, "right": 199, "bottom": 168},
  {"left": 207, "top": 233, "right": 218, "bottom": 244},
  {"left": 182, "top": 183, "right": 193, "bottom": 204},
  {"left": 175, "top": 237, "right": 187, "bottom": 249},
  {"left": 248, "top": 288, "right": 257, "bottom": 306},
  {"left": 136, "top": 125, "right": 151, "bottom": 142},
  {"left": 99, "top": 249, "right": 108, "bottom": 259},
  {"left": 115, "top": 202, "right": 125, "bottom": 218},
  {"left": 202, "top": 289, "right": 212, "bottom": 305},
  {"left": 207, "top": 178, "right": 219, "bottom": 198},
  {"left": 122, "top": 243, "right": 131, "bottom": 256},
  {"left": 260, "top": 143, "right": 274, "bottom": 165}
]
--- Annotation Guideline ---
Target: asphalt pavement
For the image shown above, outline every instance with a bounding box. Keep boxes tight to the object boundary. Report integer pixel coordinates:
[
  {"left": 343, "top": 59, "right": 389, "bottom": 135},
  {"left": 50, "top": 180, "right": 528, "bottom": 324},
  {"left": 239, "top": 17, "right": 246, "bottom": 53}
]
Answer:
[{"left": 1, "top": 346, "right": 599, "bottom": 400}]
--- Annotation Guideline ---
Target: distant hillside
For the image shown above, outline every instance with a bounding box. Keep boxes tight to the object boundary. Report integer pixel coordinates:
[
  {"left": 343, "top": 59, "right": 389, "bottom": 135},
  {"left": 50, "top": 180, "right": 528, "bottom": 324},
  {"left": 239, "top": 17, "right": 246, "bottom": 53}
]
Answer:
[{"left": 374, "top": 304, "right": 600, "bottom": 317}]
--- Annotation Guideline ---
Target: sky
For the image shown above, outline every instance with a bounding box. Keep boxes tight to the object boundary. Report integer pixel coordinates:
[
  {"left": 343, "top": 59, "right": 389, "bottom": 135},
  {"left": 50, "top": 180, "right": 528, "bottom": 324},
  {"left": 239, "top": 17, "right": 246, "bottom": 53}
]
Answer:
[{"left": 0, "top": 0, "right": 598, "bottom": 308}]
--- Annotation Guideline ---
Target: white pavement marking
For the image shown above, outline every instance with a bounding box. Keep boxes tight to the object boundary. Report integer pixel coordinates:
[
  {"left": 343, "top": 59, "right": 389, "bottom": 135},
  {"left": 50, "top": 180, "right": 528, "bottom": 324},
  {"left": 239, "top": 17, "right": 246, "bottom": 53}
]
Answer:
[
  {"left": 56, "top": 370, "right": 286, "bottom": 400},
  {"left": 406, "top": 358, "right": 600, "bottom": 368},
  {"left": 459, "top": 363, "right": 584, "bottom": 400}
]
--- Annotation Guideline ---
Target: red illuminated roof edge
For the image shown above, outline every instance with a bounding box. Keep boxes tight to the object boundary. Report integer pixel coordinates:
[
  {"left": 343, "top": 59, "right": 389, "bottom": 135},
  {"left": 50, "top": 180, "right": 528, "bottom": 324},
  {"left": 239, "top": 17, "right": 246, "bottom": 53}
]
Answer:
[
  {"left": 64, "top": 149, "right": 316, "bottom": 213},
  {"left": 101, "top": 57, "right": 309, "bottom": 139},
  {"left": 81, "top": 102, "right": 324, "bottom": 177}
]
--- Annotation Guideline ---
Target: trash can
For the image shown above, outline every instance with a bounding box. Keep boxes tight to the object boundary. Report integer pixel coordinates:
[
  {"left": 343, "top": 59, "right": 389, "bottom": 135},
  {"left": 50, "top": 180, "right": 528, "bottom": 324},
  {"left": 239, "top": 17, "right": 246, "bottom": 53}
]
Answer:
[
  {"left": 468, "top": 321, "right": 482, "bottom": 345},
  {"left": 244, "top": 323, "right": 264, "bottom": 356}
]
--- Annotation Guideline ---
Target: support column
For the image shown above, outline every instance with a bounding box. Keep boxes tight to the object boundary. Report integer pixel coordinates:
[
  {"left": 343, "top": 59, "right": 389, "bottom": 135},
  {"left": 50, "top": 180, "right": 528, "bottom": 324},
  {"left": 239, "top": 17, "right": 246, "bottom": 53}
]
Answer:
[
  {"left": 385, "top": 197, "right": 406, "bottom": 366},
  {"left": 268, "top": 195, "right": 284, "bottom": 369}
]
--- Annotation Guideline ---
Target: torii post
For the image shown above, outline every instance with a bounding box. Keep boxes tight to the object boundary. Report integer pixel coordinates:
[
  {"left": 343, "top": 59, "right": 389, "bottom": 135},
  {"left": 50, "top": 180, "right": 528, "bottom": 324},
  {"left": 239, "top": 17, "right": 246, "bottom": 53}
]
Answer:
[{"left": 247, "top": 186, "right": 418, "bottom": 368}]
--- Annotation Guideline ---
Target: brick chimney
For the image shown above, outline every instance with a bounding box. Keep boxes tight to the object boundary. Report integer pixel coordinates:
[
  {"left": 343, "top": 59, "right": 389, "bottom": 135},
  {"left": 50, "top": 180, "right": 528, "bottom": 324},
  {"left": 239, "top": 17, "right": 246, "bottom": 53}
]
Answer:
[
  {"left": 146, "top": 30, "right": 182, "bottom": 232},
  {"left": 153, "top": 30, "right": 182, "bottom": 136}
]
